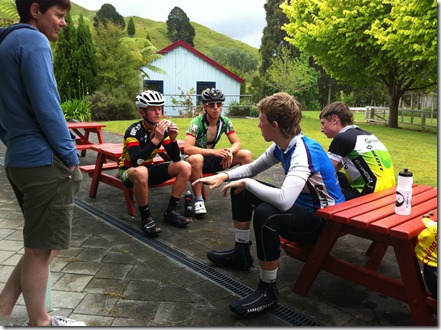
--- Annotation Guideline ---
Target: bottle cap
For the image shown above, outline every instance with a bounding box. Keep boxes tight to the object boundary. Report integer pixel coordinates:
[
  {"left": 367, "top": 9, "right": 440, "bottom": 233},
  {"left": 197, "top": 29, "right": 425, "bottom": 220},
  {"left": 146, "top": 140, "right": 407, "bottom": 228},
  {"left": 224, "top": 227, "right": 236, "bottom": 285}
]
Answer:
[{"left": 399, "top": 168, "right": 412, "bottom": 177}]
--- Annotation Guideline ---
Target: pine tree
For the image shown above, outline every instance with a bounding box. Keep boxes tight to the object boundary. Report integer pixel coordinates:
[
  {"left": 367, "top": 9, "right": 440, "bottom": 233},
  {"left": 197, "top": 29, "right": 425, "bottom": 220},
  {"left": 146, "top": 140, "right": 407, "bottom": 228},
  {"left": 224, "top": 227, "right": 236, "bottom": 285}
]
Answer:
[
  {"left": 75, "top": 14, "right": 97, "bottom": 98},
  {"left": 166, "top": 6, "right": 195, "bottom": 46},
  {"left": 127, "top": 17, "right": 136, "bottom": 37},
  {"left": 258, "top": 0, "right": 299, "bottom": 98},
  {"left": 54, "top": 13, "right": 79, "bottom": 101}
]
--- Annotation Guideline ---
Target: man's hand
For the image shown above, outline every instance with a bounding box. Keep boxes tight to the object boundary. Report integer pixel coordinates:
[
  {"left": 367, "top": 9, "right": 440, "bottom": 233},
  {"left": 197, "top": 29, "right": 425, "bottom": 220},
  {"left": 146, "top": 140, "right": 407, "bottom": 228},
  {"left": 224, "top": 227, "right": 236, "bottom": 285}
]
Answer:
[
  {"left": 152, "top": 120, "right": 176, "bottom": 144},
  {"left": 192, "top": 172, "right": 228, "bottom": 190},
  {"left": 167, "top": 121, "right": 179, "bottom": 141},
  {"left": 215, "top": 148, "right": 233, "bottom": 169},
  {"left": 220, "top": 179, "right": 247, "bottom": 197},
  {"left": 221, "top": 154, "right": 233, "bottom": 169}
]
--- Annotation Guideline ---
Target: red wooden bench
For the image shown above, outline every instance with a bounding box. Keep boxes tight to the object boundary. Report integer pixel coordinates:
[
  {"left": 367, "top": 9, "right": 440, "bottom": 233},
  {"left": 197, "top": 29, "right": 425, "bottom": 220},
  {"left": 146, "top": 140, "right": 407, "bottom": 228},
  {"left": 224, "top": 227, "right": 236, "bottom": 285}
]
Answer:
[
  {"left": 80, "top": 142, "right": 213, "bottom": 217},
  {"left": 280, "top": 185, "right": 437, "bottom": 326}
]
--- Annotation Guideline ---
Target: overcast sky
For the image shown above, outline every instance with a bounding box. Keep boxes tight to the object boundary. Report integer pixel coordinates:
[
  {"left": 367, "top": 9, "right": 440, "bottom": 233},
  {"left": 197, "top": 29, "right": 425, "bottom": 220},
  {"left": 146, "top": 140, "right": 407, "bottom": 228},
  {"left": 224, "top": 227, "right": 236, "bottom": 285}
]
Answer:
[{"left": 71, "top": 0, "right": 267, "bottom": 48}]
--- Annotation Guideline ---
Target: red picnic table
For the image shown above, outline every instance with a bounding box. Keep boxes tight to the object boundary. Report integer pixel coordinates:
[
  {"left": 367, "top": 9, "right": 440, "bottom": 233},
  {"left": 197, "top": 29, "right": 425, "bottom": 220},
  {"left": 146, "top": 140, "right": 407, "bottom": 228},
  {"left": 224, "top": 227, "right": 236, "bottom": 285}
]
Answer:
[
  {"left": 67, "top": 121, "right": 106, "bottom": 157},
  {"left": 281, "top": 184, "right": 437, "bottom": 326},
  {"left": 80, "top": 141, "right": 187, "bottom": 216}
]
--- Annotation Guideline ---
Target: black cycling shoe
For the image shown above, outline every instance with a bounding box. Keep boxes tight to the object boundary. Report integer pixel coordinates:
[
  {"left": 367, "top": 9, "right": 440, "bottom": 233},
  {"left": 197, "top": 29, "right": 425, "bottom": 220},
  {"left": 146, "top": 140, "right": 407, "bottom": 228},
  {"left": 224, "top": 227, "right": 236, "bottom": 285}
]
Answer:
[
  {"left": 207, "top": 241, "right": 254, "bottom": 270},
  {"left": 141, "top": 217, "right": 161, "bottom": 237},
  {"left": 164, "top": 210, "right": 189, "bottom": 228},
  {"left": 229, "top": 280, "right": 278, "bottom": 316}
]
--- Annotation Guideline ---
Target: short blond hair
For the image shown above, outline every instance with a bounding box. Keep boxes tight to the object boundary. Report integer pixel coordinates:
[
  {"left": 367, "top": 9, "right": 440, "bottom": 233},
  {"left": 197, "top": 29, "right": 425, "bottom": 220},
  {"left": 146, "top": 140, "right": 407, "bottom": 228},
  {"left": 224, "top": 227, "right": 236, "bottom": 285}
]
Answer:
[{"left": 257, "top": 92, "right": 302, "bottom": 137}]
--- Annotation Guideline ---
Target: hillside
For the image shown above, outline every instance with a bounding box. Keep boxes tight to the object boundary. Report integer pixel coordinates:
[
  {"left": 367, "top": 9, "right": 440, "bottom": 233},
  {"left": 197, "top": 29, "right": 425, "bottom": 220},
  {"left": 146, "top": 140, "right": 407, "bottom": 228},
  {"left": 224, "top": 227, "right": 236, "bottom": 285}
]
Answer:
[{"left": 70, "top": 2, "right": 259, "bottom": 61}]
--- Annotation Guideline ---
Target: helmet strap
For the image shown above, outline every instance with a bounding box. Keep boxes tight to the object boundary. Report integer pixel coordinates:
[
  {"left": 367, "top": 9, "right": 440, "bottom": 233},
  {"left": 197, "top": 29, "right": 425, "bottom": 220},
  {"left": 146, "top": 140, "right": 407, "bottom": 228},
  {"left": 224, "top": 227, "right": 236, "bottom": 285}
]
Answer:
[{"left": 141, "top": 110, "right": 157, "bottom": 126}]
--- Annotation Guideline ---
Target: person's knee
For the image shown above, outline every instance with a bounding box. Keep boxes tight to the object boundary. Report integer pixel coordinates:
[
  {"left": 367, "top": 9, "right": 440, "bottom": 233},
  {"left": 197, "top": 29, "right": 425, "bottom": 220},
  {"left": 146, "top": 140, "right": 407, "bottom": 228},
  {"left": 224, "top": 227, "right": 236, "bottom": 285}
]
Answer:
[
  {"left": 24, "top": 247, "right": 52, "bottom": 260},
  {"left": 131, "top": 166, "right": 148, "bottom": 184},
  {"left": 187, "top": 154, "right": 204, "bottom": 169},
  {"left": 173, "top": 161, "right": 191, "bottom": 179},
  {"left": 253, "top": 203, "right": 274, "bottom": 228},
  {"left": 237, "top": 149, "right": 253, "bottom": 165}
]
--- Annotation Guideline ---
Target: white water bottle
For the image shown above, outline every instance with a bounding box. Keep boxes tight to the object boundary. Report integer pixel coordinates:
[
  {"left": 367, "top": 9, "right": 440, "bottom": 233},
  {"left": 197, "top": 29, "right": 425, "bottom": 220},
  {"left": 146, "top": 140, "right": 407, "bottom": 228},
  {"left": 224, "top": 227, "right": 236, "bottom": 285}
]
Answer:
[{"left": 395, "top": 168, "right": 413, "bottom": 215}]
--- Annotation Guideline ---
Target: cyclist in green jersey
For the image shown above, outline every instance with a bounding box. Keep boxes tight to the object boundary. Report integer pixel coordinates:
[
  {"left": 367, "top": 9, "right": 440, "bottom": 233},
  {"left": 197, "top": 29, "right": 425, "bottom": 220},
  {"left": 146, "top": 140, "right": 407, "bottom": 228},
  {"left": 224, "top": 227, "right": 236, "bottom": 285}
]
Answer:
[
  {"left": 320, "top": 101, "right": 395, "bottom": 200},
  {"left": 184, "top": 88, "right": 252, "bottom": 216}
]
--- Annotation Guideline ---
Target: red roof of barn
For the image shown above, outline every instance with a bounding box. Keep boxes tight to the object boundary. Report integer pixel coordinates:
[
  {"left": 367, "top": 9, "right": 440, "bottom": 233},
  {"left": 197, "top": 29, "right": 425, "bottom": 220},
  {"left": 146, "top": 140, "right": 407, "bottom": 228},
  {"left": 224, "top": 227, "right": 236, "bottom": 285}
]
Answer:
[{"left": 157, "top": 40, "right": 244, "bottom": 84}]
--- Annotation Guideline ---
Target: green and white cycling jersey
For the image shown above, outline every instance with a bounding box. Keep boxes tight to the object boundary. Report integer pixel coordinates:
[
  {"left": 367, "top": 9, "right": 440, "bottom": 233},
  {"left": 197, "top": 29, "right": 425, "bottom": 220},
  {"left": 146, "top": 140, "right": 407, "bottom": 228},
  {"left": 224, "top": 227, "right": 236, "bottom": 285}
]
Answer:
[
  {"left": 328, "top": 125, "right": 395, "bottom": 195},
  {"left": 185, "top": 113, "right": 235, "bottom": 149}
]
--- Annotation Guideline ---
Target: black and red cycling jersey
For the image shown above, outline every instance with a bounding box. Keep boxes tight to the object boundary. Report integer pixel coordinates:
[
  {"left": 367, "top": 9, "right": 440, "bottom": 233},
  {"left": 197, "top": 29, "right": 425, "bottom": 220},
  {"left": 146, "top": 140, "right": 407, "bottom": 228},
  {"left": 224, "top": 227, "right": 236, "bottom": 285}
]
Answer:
[{"left": 118, "top": 120, "right": 181, "bottom": 170}]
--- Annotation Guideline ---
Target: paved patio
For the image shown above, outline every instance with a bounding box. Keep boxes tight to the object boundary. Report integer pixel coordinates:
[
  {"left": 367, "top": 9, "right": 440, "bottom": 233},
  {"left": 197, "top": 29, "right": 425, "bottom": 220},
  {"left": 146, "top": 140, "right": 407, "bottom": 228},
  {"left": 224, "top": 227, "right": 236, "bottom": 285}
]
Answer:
[{"left": 0, "top": 130, "right": 421, "bottom": 326}]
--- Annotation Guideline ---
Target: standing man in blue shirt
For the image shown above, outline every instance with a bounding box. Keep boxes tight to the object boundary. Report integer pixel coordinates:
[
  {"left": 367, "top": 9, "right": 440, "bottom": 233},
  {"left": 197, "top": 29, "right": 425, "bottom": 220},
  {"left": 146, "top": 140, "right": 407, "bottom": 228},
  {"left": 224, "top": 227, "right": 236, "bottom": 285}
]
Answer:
[{"left": 0, "top": 0, "right": 84, "bottom": 326}]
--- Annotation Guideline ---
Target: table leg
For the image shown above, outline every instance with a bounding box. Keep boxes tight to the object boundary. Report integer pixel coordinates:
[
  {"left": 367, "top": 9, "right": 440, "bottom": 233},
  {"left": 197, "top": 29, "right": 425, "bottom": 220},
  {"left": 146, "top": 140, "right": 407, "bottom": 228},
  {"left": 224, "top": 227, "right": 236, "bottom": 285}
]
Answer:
[
  {"left": 365, "top": 241, "right": 389, "bottom": 271},
  {"left": 89, "top": 152, "right": 106, "bottom": 198},
  {"left": 81, "top": 130, "right": 92, "bottom": 157},
  {"left": 96, "top": 128, "right": 105, "bottom": 144},
  {"left": 391, "top": 237, "right": 435, "bottom": 326},
  {"left": 293, "top": 220, "right": 343, "bottom": 295}
]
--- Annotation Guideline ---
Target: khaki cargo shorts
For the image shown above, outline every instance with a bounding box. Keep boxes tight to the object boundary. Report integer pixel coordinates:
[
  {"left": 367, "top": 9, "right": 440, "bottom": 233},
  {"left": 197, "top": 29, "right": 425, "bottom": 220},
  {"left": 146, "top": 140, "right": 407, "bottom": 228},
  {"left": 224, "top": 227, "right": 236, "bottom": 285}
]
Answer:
[{"left": 6, "top": 155, "right": 82, "bottom": 250}]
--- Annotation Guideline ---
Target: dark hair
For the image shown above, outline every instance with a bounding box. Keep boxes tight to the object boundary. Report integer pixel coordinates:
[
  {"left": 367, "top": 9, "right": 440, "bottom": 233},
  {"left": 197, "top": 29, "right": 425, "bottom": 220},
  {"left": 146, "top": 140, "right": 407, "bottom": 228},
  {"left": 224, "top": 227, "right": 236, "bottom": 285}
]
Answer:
[
  {"left": 16, "top": 0, "right": 71, "bottom": 23},
  {"left": 257, "top": 92, "right": 302, "bottom": 138},
  {"left": 319, "top": 101, "right": 354, "bottom": 126}
]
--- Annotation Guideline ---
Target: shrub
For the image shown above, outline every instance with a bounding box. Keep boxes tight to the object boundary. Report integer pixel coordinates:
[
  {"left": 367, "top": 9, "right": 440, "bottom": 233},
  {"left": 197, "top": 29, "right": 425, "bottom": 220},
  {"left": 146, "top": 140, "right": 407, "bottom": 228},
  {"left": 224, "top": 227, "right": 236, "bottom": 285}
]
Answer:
[
  {"left": 249, "top": 105, "right": 259, "bottom": 117},
  {"left": 171, "top": 87, "right": 202, "bottom": 117},
  {"left": 87, "top": 90, "right": 137, "bottom": 121},
  {"left": 61, "top": 98, "right": 92, "bottom": 122},
  {"left": 226, "top": 100, "right": 253, "bottom": 117}
]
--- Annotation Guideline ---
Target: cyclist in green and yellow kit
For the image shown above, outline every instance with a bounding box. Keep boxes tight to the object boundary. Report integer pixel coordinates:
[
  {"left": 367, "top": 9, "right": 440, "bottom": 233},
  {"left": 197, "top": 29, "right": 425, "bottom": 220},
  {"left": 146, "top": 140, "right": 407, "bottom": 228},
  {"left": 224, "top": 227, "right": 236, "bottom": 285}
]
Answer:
[{"left": 320, "top": 101, "right": 395, "bottom": 200}]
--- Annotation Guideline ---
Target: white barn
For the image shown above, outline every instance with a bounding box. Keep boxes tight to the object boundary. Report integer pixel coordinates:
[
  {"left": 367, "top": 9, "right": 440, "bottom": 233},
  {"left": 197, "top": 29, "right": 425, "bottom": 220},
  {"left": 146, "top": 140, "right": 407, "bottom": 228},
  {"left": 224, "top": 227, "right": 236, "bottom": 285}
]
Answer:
[{"left": 140, "top": 40, "right": 244, "bottom": 117}]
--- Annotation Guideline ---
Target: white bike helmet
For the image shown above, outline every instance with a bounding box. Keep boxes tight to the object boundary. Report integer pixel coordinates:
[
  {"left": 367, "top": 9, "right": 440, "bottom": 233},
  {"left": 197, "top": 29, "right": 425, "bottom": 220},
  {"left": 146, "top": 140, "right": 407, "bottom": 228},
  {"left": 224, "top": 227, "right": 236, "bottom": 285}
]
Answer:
[{"left": 135, "top": 90, "right": 165, "bottom": 108}]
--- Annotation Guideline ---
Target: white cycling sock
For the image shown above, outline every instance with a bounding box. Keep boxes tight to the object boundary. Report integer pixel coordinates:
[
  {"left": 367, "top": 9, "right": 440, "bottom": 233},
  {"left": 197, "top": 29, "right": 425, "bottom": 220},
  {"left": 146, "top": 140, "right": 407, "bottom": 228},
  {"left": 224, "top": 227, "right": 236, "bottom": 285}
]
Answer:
[
  {"left": 260, "top": 268, "right": 278, "bottom": 284},
  {"left": 235, "top": 228, "right": 250, "bottom": 244}
]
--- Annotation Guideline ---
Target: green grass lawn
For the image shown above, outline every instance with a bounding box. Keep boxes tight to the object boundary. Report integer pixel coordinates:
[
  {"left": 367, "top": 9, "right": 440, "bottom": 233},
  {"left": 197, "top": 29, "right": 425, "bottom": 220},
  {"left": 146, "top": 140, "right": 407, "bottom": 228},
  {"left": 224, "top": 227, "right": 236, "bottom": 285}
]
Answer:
[{"left": 100, "top": 112, "right": 437, "bottom": 187}]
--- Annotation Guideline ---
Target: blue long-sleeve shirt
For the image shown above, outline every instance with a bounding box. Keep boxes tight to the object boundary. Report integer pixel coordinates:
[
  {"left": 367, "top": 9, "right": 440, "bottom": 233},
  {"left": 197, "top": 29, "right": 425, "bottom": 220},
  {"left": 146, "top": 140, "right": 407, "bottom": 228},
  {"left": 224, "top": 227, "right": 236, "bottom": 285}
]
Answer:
[{"left": 0, "top": 23, "right": 78, "bottom": 168}]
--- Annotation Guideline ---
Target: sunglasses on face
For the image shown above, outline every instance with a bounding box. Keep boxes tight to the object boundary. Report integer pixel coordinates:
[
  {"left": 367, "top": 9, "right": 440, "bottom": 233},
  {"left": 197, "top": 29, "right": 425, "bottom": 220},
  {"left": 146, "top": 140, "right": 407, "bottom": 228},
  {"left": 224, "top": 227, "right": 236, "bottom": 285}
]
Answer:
[{"left": 206, "top": 102, "right": 223, "bottom": 108}]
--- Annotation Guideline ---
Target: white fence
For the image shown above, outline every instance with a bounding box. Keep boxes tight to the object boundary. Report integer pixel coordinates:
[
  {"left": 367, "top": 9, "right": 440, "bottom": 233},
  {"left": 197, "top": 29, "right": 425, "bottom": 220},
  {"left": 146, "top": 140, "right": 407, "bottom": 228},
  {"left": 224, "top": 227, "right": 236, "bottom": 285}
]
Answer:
[{"left": 360, "top": 106, "right": 437, "bottom": 129}]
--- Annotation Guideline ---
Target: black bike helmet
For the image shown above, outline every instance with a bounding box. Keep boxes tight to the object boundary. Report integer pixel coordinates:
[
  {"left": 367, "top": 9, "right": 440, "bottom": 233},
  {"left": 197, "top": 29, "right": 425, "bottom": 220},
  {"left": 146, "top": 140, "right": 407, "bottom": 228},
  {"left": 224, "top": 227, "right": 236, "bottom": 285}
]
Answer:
[
  {"left": 201, "top": 88, "right": 225, "bottom": 103},
  {"left": 135, "top": 90, "right": 165, "bottom": 108}
]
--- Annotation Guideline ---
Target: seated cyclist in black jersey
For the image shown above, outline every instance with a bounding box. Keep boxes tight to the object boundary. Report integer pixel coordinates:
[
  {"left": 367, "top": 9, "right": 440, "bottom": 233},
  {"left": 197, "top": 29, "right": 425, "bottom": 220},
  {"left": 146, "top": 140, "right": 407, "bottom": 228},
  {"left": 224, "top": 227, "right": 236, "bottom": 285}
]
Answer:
[
  {"left": 118, "top": 90, "right": 191, "bottom": 236},
  {"left": 184, "top": 88, "right": 252, "bottom": 217}
]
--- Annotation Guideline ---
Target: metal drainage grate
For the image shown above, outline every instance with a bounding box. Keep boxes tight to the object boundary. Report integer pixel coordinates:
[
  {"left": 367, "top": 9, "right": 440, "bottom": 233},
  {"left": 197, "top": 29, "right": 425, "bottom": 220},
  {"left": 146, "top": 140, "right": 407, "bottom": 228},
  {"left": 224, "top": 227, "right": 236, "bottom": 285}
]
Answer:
[{"left": 74, "top": 198, "right": 319, "bottom": 326}]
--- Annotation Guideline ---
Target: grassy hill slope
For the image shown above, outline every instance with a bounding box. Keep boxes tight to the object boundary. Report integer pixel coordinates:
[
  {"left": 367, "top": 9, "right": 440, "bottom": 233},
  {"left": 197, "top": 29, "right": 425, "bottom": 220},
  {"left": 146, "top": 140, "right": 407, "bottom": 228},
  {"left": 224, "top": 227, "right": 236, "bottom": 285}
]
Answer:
[{"left": 70, "top": 2, "right": 259, "bottom": 60}]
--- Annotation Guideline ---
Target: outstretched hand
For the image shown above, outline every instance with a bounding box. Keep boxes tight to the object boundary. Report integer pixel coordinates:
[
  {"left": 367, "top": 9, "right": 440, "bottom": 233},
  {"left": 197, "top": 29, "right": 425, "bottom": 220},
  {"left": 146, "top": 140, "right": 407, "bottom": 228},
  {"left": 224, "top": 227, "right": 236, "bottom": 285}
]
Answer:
[{"left": 192, "top": 172, "right": 228, "bottom": 190}]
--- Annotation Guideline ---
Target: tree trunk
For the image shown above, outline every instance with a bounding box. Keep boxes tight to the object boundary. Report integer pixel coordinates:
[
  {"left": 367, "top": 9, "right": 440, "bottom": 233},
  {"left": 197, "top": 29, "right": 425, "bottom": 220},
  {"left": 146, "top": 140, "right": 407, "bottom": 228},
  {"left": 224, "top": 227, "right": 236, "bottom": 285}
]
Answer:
[{"left": 388, "top": 94, "right": 400, "bottom": 128}]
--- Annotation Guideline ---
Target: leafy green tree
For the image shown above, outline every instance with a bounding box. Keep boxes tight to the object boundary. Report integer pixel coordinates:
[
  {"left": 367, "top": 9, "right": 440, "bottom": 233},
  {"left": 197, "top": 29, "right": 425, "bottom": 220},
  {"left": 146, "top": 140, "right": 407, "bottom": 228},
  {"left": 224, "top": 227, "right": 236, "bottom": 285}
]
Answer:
[
  {"left": 209, "top": 46, "right": 258, "bottom": 78},
  {"left": 54, "top": 13, "right": 79, "bottom": 101},
  {"left": 166, "top": 6, "right": 195, "bottom": 46},
  {"left": 94, "top": 21, "right": 143, "bottom": 100},
  {"left": 75, "top": 14, "right": 97, "bottom": 97},
  {"left": 127, "top": 17, "right": 135, "bottom": 37},
  {"left": 258, "top": 0, "right": 300, "bottom": 98},
  {"left": 265, "top": 49, "right": 318, "bottom": 105},
  {"left": 93, "top": 3, "right": 125, "bottom": 30},
  {"left": 0, "top": 0, "right": 18, "bottom": 27},
  {"left": 118, "top": 35, "right": 165, "bottom": 79},
  {"left": 282, "top": 0, "right": 437, "bottom": 128}
]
